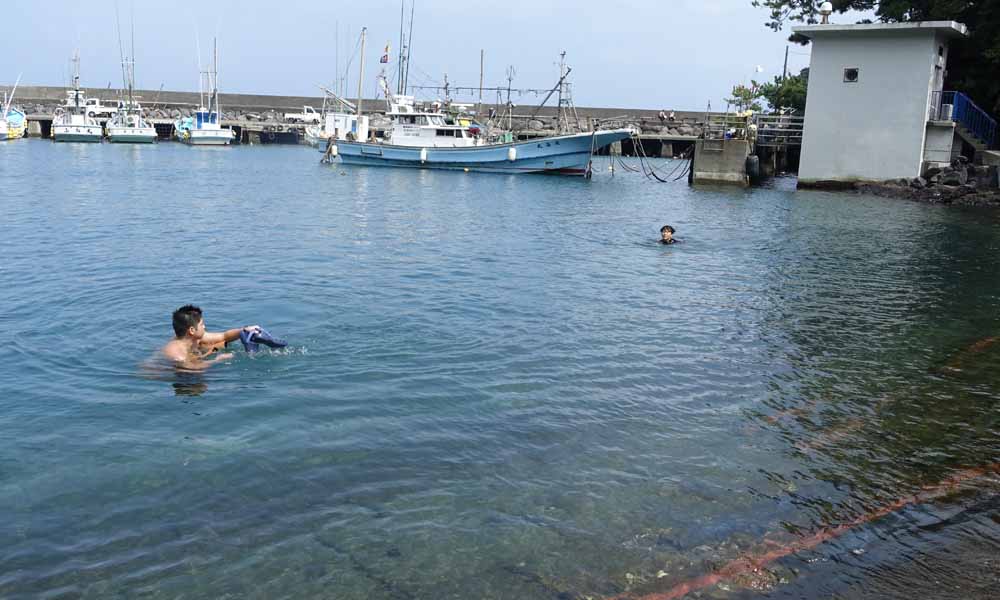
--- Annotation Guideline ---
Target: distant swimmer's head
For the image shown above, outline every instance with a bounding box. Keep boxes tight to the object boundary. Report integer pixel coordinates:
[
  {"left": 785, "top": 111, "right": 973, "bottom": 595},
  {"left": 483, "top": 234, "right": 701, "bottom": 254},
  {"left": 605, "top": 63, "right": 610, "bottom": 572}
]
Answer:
[
  {"left": 172, "top": 304, "right": 206, "bottom": 340},
  {"left": 660, "top": 225, "right": 676, "bottom": 244}
]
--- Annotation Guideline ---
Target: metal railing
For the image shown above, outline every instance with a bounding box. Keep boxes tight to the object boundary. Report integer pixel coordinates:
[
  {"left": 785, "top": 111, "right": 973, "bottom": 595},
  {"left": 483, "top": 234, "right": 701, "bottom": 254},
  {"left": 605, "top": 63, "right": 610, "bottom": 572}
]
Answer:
[
  {"left": 930, "top": 90, "right": 997, "bottom": 149},
  {"left": 753, "top": 114, "right": 804, "bottom": 148}
]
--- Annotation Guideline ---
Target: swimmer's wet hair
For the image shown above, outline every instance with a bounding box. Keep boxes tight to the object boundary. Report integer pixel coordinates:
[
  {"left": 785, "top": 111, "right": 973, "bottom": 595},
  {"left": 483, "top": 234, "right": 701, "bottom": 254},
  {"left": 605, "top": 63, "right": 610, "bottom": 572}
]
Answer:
[
  {"left": 660, "top": 225, "right": 676, "bottom": 234},
  {"left": 172, "top": 305, "right": 203, "bottom": 337}
]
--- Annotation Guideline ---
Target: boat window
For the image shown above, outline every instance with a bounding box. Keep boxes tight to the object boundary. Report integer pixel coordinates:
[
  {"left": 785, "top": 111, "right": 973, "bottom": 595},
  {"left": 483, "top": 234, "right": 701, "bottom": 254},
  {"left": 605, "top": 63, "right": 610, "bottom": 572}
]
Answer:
[
  {"left": 428, "top": 116, "right": 445, "bottom": 126},
  {"left": 416, "top": 116, "right": 429, "bottom": 125},
  {"left": 400, "top": 115, "right": 416, "bottom": 124},
  {"left": 456, "top": 130, "right": 465, "bottom": 138},
  {"left": 436, "top": 129, "right": 454, "bottom": 137}
]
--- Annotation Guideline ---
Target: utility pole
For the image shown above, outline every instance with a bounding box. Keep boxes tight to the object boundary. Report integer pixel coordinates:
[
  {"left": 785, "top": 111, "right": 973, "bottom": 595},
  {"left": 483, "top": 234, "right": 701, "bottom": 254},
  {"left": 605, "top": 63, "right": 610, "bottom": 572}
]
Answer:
[{"left": 782, "top": 45, "right": 789, "bottom": 81}]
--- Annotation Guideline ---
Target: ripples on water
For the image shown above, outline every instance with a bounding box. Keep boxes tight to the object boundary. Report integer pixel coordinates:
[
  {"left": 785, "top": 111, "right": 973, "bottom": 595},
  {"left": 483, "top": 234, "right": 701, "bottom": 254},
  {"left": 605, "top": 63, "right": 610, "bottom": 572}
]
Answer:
[{"left": 0, "top": 141, "right": 998, "bottom": 599}]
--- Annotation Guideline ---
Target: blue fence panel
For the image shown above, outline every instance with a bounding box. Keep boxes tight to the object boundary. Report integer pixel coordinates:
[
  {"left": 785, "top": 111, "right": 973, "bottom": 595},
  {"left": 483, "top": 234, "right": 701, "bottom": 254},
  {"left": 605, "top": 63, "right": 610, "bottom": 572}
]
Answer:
[{"left": 943, "top": 91, "right": 997, "bottom": 149}]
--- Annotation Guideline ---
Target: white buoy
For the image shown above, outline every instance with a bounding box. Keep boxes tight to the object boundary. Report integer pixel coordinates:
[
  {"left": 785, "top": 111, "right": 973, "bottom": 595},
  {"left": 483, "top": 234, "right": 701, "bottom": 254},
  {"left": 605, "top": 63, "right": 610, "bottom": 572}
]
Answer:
[
  {"left": 507, "top": 147, "right": 516, "bottom": 162},
  {"left": 420, "top": 147, "right": 428, "bottom": 163}
]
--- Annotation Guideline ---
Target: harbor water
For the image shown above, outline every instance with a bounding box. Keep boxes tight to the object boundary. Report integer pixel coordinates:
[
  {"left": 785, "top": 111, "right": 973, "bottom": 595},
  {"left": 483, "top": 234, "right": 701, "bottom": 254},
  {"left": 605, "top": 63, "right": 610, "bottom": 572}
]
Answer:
[{"left": 1, "top": 140, "right": 998, "bottom": 599}]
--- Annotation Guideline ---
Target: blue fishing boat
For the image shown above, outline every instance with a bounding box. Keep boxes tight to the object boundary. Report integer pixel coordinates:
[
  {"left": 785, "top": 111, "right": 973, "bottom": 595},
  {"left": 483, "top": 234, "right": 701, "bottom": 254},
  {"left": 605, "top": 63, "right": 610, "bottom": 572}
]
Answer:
[
  {"left": 336, "top": 128, "right": 631, "bottom": 175},
  {"left": 328, "top": 82, "right": 630, "bottom": 175},
  {"left": 325, "top": 42, "right": 631, "bottom": 176}
]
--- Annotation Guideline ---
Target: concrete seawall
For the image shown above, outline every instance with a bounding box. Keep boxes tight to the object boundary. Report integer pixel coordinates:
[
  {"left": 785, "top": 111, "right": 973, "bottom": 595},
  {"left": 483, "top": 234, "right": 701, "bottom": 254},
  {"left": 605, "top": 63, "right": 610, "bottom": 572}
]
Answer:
[{"left": 13, "top": 84, "right": 715, "bottom": 154}]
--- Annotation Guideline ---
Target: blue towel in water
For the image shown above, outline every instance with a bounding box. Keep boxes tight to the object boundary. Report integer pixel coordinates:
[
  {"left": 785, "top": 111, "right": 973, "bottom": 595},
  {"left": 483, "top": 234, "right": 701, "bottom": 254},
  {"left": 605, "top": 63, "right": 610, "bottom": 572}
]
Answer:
[{"left": 239, "top": 328, "right": 288, "bottom": 353}]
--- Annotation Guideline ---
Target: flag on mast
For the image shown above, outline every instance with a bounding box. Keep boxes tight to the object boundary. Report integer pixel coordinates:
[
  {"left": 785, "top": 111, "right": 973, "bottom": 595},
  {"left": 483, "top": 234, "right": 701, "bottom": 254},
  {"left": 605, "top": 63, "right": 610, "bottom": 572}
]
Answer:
[{"left": 380, "top": 43, "right": 391, "bottom": 64}]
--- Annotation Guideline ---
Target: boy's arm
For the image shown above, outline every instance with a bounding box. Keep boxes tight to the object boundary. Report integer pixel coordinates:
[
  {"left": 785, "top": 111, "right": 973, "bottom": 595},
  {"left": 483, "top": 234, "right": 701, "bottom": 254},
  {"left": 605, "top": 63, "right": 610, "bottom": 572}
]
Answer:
[
  {"left": 200, "top": 325, "right": 260, "bottom": 346},
  {"left": 176, "top": 353, "right": 235, "bottom": 371}
]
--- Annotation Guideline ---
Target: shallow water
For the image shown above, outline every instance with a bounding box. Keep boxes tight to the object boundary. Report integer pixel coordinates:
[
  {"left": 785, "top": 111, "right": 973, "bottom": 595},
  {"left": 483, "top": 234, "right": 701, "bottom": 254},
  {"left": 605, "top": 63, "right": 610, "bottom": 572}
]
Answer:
[{"left": 1, "top": 140, "right": 998, "bottom": 599}]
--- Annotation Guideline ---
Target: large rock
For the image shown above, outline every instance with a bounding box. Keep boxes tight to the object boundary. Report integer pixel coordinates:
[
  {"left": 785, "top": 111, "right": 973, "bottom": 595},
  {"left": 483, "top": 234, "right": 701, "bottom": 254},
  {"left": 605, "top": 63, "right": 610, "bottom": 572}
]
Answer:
[
  {"left": 987, "top": 166, "right": 1000, "bottom": 189},
  {"left": 910, "top": 177, "right": 927, "bottom": 189},
  {"left": 940, "top": 169, "right": 968, "bottom": 186},
  {"left": 527, "top": 119, "right": 544, "bottom": 130},
  {"left": 923, "top": 166, "right": 943, "bottom": 179}
]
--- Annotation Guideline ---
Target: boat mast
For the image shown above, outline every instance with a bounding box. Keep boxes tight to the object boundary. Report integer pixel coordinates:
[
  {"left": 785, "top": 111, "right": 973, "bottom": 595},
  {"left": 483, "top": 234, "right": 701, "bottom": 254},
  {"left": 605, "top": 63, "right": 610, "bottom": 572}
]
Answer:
[
  {"left": 396, "top": 1, "right": 405, "bottom": 96},
  {"left": 213, "top": 38, "right": 220, "bottom": 116},
  {"left": 356, "top": 27, "right": 367, "bottom": 119},
  {"left": 72, "top": 50, "right": 82, "bottom": 112},
  {"left": 557, "top": 52, "right": 566, "bottom": 133},
  {"left": 2, "top": 74, "right": 21, "bottom": 120},
  {"left": 130, "top": 8, "right": 136, "bottom": 109},
  {"left": 403, "top": 1, "right": 414, "bottom": 94}
]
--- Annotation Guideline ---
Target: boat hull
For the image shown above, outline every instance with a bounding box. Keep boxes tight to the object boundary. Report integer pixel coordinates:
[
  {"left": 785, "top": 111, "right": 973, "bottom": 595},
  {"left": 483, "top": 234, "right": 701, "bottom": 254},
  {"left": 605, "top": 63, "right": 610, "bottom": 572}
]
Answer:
[
  {"left": 53, "top": 124, "right": 103, "bottom": 143},
  {"left": 335, "top": 129, "right": 632, "bottom": 175},
  {"left": 107, "top": 126, "right": 158, "bottom": 144},
  {"left": 178, "top": 130, "right": 235, "bottom": 145}
]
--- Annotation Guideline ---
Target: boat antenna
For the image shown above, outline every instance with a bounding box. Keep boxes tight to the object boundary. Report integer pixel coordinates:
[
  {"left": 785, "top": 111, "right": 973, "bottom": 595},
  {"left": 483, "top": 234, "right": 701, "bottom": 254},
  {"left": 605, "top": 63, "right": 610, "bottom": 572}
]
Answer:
[
  {"left": 403, "top": 0, "right": 415, "bottom": 94},
  {"left": 529, "top": 61, "right": 572, "bottom": 125}
]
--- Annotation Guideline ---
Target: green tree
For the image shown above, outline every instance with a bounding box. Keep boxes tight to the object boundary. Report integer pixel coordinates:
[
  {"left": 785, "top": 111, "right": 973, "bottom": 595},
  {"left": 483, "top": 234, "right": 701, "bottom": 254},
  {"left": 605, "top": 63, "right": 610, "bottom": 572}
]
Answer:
[
  {"left": 726, "top": 81, "right": 765, "bottom": 113},
  {"left": 759, "top": 69, "right": 809, "bottom": 112},
  {"left": 751, "top": 0, "right": 1000, "bottom": 114}
]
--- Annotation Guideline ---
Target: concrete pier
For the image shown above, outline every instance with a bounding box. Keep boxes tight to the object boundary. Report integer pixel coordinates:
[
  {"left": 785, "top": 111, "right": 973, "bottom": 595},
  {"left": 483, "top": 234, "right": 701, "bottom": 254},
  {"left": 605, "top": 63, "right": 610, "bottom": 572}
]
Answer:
[{"left": 692, "top": 139, "right": 751, "bottom": 186}]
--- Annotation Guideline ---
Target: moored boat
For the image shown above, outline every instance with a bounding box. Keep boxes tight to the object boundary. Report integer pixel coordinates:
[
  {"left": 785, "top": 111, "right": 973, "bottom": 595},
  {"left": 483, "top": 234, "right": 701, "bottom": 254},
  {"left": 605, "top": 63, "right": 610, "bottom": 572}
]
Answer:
[
  {"left": 52, "top": 52, "right": 103, "bottom": 143},
  {"left": 106, "top": 20, "right": 158, "bottom": 144},
  {"left": 174, "top": 39, "right": 236, "bottom": 146},
  {"left": 331, "top": 75, "right": 630, "bottom": 175},
  {"left": 305, "top": 86, "right": 370, "bottom": 149},
  {"left": 2, "top": 76, "right": 28, "bottom": 140}
]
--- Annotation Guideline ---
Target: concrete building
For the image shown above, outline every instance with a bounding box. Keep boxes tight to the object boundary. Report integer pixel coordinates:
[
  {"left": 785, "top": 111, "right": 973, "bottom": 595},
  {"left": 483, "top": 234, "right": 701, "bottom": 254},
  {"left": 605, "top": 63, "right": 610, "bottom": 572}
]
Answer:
[{"left": 795, "top": 21, "right": 969, "bottom": 186}]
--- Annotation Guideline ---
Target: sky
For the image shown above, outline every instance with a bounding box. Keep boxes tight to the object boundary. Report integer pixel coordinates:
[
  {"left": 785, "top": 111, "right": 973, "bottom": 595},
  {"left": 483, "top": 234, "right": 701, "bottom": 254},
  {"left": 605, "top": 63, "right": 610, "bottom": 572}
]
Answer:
[{"left": 3, "top": 0, "right": 821, "bottom": 110}]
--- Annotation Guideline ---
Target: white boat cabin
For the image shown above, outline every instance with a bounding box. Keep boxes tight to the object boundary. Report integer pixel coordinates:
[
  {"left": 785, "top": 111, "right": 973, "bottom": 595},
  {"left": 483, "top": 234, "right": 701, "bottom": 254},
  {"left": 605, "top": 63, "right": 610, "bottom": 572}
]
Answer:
[{"left": 379, "top": 79, "right": 479, "bottom": 148}]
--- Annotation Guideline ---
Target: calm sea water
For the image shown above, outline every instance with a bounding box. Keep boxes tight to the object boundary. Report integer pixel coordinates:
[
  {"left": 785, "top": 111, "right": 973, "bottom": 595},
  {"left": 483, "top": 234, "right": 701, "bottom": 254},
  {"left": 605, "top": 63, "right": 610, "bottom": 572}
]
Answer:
[{"left": 1, "top": 140, "right": 999, "bottom": 599}]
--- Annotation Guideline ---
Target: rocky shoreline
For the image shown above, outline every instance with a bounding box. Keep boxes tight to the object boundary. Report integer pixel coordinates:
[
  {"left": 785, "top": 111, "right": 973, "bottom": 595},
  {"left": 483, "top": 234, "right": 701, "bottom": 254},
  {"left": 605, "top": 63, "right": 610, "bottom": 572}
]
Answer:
[{"left": 853, "top": 158, "right": 1000, "bottom": 207}]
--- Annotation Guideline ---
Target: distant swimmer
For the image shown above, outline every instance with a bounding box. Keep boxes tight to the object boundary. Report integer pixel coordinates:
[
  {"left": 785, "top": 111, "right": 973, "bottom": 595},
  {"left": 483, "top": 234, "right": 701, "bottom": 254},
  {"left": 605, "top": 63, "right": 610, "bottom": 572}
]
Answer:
[
  {"left": 162, "top": 304, "right": 260, "bottom": 370},
  {"left": 660, "top": 225, "right": 680, "bottom": 245}
]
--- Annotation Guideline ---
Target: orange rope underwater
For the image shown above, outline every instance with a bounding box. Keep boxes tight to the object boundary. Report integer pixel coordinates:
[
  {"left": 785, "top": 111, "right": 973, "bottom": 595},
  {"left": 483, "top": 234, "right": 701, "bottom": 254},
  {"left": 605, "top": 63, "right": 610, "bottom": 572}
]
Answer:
[{"left": 608, "top": 463, "right": 1000, "bottom": 600}]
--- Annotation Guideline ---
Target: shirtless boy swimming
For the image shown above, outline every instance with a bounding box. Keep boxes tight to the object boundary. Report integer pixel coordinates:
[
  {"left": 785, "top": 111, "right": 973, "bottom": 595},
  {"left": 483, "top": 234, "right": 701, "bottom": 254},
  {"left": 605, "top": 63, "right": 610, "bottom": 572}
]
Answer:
[{"left": 163, "top": 304, "right": 259, "bottom": 370}]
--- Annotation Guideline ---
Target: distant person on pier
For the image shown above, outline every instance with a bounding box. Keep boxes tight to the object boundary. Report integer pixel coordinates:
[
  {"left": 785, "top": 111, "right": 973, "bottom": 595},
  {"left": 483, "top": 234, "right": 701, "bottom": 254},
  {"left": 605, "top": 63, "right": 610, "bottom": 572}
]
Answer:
[
  {"left": 668, "top": 110, "right": 676, "bottom": 122},
  {"left": 660, "top": 225, "right": 679, "bottom": 245},
  {"left": 658, "top": 110, "right": 667, "bottom": 123},
  {"left": 162, "top": 305, "right": 259, "bottom": 370}
]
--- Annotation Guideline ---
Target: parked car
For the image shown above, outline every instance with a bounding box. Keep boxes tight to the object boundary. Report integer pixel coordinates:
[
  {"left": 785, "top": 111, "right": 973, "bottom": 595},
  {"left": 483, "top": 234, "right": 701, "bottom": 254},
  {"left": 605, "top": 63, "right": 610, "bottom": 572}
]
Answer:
[
  {"left": 284, "top": 106, "right": 320, "bottom": 124},
  {"left": 83, "top": 98, "right": 118, "bottom": 118}
]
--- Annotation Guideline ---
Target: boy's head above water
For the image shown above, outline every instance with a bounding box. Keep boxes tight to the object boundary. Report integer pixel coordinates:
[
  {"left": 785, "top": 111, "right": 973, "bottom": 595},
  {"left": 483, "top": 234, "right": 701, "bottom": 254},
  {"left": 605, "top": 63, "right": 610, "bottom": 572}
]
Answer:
[{"left": 172, "top": 305, "right": 205, "bottom": 339}]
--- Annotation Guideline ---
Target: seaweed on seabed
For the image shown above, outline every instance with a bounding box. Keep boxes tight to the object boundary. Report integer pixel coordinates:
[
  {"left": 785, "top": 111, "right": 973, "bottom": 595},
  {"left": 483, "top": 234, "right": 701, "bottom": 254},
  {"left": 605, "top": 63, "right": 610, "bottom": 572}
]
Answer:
[
  {"left": 499, "top": 563, "right": 582, "bottom": 600},
  {"left": 934, "top": 335, "right": 999, "bottom": 375},
  {"left": 313, "top": 533, "right": 417, "bottom": 600}
]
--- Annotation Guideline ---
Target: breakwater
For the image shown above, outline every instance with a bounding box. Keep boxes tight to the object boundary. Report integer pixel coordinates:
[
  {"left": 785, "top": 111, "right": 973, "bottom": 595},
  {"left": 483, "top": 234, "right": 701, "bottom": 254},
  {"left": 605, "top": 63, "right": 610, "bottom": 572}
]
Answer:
[{"left": 14, "top": 84, "right": 709, "bottom": 152}]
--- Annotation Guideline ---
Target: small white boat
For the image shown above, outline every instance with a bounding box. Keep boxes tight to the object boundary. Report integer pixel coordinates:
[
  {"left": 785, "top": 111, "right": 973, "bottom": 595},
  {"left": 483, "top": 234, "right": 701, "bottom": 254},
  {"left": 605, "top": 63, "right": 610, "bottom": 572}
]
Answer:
[
  {"left": 52, "top": 52, "right": 103, "bottom": 143},
  {"left": 305, "top": 86, "right": 370, "bottom": 148},
  {"left": 107, "top": 100, "right": 157, "bottom": 143},
  {"left": 174, "top": 39, "right": 236, "bottom": 146},
  {"left": 106, "top": 25, "right": 158, "bottom": 144},
  {"left": 2, "top": 75, "right": 28, "bottom": 140}
]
